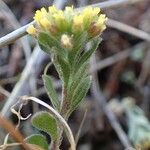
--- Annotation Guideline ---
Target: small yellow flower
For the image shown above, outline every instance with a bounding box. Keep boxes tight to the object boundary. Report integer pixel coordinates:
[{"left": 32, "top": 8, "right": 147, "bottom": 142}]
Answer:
[
  {"left": 93, "top": 7, "right": 100, "bottom": 15},
  {"left": 41, "top": 7, "right": 48, "bottom": 16},
  {"left": 96, "top": 14, "right": 107, "bottom": 28},
  {"left": 48, "top": 5, "right": 57, "bottom": 13},
  {"left": 82, "top": 7, "right": 92, "bottom": 24},
  {"left": 53, "top": 11, "right": 65, "bottom": 26},
  {"left": 95, "top": 14, "right": 107, "bottom": 33},
  {"left": 72, "top": 15, "right": 83, "bottom": 32},
  {"left": 26, "top": 25, "right": 36, "bottom": 35},
  {"left": 40, "top": 18, "right": 51, "bottom": 28},
  {"left": 34, "top": 10, "right": 42, "bottom": 23},
  {"left": 64, "top": 6, "right": 74, "bottom": 14},
  {"left": 61, "top": 34, "right": 72, "bottom": 49},
  {"left": 83, "top": 6, "right": 93, "bottom": 17},
  {"left": 88, "top": 14, "right": 107, "bottom": 37}
]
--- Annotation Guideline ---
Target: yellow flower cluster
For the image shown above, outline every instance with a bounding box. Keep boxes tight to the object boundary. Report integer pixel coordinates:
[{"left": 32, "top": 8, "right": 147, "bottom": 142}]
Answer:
[{"left": 27, "top": 5, "right": 107, "bottom": 38}]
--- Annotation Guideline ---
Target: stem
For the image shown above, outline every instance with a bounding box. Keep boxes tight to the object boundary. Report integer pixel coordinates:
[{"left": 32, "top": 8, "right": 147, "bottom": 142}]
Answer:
[
  {"left": 20, "top": 96, "right": 76, "bottom": 150},
  {"left": 50, "top": 128, "right": 63, "bottom": 150},
  {"left": 60, "top": 88, "right": 70, "bottom": 118},
  {"left": 0, "top": 142, "right": 22, "bottom": 149},
  {"left": 51, "top": 85, "right": 70, "bottom": 150}
]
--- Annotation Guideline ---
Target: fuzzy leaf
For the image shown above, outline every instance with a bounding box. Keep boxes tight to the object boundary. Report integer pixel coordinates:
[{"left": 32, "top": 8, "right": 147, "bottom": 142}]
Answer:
[
  {"left": 70, "top": 76, "right": 91, "bottom": 113},
  {"left": 39, "top": 43, "right": 50, "bottom": 54},
  {"left": 32, "top": 111, "right": 58, "bottom": 140},
  {"left": 77, "top": 37, "right": 101, "bottom": 69},
  {"left": 25, "top": 134, "right": 48, "bottom": 150},
  {"left": 38, "top": 32, "right": 56, "bottom": 48},
  {"left": 27, "top": 144, "right": 45, "bottom": 150},
  {"left": 68, "top": 32, "right": 88, "bottom": 67},
  {"left": 38, "top": 32, "right": 52, "bottom": 54},
  {"left": 38, "top": 32, "right": 66, "bottom": 57},
  {"left": 68, "top": 63, "right": 88, "bottom": 96},
  {"left": 73, "top": 32, "right": 88, "bottom": 52},
  {"left": 42, "top": 75, "right": 60, "bottom": 111},
  {"left": 56, "top": 55, "right": 70, "bottom": 87}
]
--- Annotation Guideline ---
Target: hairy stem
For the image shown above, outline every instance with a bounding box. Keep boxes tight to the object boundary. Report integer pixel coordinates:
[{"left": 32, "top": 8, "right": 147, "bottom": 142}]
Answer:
[
  {"left": 52, "top": 86, "right": 70, "bottom": 149},
  {"left": 51, "top": 128, "right": 63, "bottom": 150},
  {"left": 20, "top": 96, "right": 76, "bottom": 150}
]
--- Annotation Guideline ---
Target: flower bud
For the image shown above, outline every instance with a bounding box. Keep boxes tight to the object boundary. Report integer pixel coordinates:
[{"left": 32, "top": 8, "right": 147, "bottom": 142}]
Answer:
[
  {"left": 72, "top": 15, "right": 83, "bottom": 33},
  {"left": 61, "top": 34, "right": 72, "bottom": 49},
  {"left": 48, "top": 5, "right": 57, "bottom": 13},
  {"left": 40, "top": 18, "right": 51, "bottom": 28},
  {"left": 26, "top": 25, "right": 36, "bottom": 35},
  {"left": 88, "top": 14, "right": 107, "bottom": 37}
]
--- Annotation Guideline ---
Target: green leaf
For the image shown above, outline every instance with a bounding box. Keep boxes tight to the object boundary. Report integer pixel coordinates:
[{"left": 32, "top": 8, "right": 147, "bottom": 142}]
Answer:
[
  {"left": 39, "top": 43, "right": 51, "bottom": 54},
  {"left": 77, "top": 37, "right": 101, "bottom": 69},
  {"left": 70, "top": 76, "right": 91, "bottom": 113},
  {"left": 68, "top": 32, "right": 88, "bottom": 67},
  {"left": 73, "top": 32, "right": 88, "bottom": 52},
  {"left": 25, "top": 134, "right": 48, "bottom": 150},
  {"left": 68, "top": 63, "right": 88, "bottom": 97},
  {"left": 38, "top": 32, "right": 66, "bottom": 57},
  {"left": 38, "top": 32, "right": 56, "bottom": 49},
  {"left": 56, "top": 55, "right": 70, "bottom": 87},
  {"left": 38, "top": 32, "right": 52, "bottom": 54},
  {"left": 42, "top": 75, "right": 60, "bottom": 111},
  {"left": 32, "top": 111, "right": 58, "bottom": 140}
]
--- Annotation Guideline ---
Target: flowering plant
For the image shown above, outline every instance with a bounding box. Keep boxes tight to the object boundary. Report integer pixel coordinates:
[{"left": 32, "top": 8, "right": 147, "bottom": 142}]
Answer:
[{"left": 26, "top": 5, "right": 107, "bottom": 150}]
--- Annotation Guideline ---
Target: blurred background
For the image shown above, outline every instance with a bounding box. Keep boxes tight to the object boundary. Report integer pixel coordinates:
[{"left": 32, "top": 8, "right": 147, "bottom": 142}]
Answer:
[{"left": 0, "top": 0, "right": 150, "bottom": 150}]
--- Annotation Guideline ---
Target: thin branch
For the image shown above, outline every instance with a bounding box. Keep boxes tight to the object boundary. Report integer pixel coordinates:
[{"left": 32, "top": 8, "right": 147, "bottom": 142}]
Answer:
[
  {"left": 0, "top": 0, "right": 147, "bottom": 48},
  {"left": 136, "top": 48, "right": 150, "bottom": 86},
  {"left": 0, "top": 1, "right": 38, "bottom": 116},
  {"left": 0, "top": 114, "right": 33, "bottom": 150},
  {"left": 0, "top": 22, "right": 34, "bottom": 48},
  {"left": 90, "top": 42, "right": 147, "bottom": 73},
  {"left": 90, "top": 54, "right": 131, "bottom": 148},
  {"left": 75, "top": 110, "right": 88, "bottom": 144},
  {"left": 0, "top": 86, "right": 10, "bottom": 97},
  {"left": 1, "top": 45, "right": 41, "bottom": 116},
  {"left": 107, "top": 19, "right": 150, "bottom": 42},
  {"left": 0, "top": 142, "right": 22, "bottom": 149},
  {"left": 88, "top": 0, "right": 145, "bottom": 10},
  {"left": 21, "top": 96, "right": 76, "bottom": 150},
  {"left": 0, "top": 0, "right": 31, "bottom": 60}
]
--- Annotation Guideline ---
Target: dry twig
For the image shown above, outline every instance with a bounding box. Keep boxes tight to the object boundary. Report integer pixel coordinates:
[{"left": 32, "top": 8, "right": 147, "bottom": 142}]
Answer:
[
  {"left": 0, "top": 114, "right": 33, "bottom": 150},
  {"left": 107, "top": 19, "right": 150, "bottom": 42},
  {"left": 0, "top": 0, "right": 31, "bottom": 60},
  {"left": 90, "top": 54, "right": 131, "bottom": 148}
]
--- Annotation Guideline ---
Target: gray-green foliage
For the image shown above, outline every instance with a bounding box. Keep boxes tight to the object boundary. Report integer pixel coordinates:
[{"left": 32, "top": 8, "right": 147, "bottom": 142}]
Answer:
[
  {"left": 31, "top": 111, "right": 58, "bottom": 140},
  {"left": 25, "top": 134, "right": 49, "bottom": 150},
  {"left": 29, "top": 31, "right": 101, "bottom": 147},
  {"left": 42, "top": 75, "right": 60, "bottom": 111}
]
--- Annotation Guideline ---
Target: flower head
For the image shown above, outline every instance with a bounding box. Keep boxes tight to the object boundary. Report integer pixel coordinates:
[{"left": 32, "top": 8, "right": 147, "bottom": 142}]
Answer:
[{"left": 27, "top": 5, "right": 107, "bottom": 37}]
